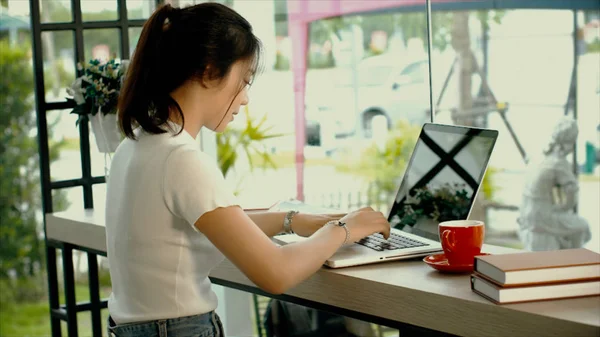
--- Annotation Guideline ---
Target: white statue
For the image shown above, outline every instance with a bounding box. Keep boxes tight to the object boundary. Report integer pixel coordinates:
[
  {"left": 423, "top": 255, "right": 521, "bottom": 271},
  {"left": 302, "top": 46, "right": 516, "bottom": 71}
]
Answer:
[{"left": 517, "top": 117, "right": 591, "bottom": 251}]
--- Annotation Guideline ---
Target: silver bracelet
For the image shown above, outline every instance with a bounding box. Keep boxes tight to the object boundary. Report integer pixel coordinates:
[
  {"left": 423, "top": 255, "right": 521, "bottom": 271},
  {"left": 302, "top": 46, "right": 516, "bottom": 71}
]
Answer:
[
  {"left": 327, "top": 220, "right": 350, "bottom": 246},
  {"left": 283, "top": 210, "right": 299, "bottom": 234}
]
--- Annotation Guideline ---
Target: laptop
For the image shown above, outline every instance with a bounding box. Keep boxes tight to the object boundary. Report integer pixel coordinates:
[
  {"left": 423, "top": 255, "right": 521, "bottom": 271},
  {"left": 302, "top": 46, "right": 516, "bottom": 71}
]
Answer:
[{"left": 274, "top": 123, "right": 499, "bottom": 268}]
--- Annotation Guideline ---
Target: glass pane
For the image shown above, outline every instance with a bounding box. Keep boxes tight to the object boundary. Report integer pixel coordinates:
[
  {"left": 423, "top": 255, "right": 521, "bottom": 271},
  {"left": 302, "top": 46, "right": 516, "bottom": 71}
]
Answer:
[
  {"left": 210, "top": 0, "right": 293, "bottom": 208},
  {"left": 169, "top": 0, "right": 232, "bottom": 7},
  {"left": 84, "top": 29, "right": 121, "bottom": 62},
  {"left": 98, "top": 256, "right": 113, "bottom": 290},
  {"left": 300, "top": 7, "right": 431, "bottom": 214},
  {"left": 128, "top": 27, "right": 143, "bottom": 58},
  {"left": 81, "top": 0, "right": 118, "bottom": 22},
  {"left": 175, "top": 0, "right": 207, "bottom": 7},
  {"left": 41, "top": 0, "right": 72, "bottom": 23},
  {"left": 93, "top": 184, "right": 107, "bottom": 215},
  {"left": 576, "top": 10, "right": 600, "bottom": 253},
  {"left": 127, "top": 0, "right": 156, "bottom": 19},
  {"left": 428, "top": 9, "right": 595, "bottom": 251},
  {"left": 48, "top": 110, "right": 82, "bottom": 181},
  {"left": 212, "top": 2, "right": 433, "bottom": 214},
  {"left": 101, "top": 309, "right": 111, "bottom": 334},
  {"left": 52, "top": 187, "right": 80, "bottom": 213},
  {"left": 42, "top": 31, "right": 76, "bottom": 103}
]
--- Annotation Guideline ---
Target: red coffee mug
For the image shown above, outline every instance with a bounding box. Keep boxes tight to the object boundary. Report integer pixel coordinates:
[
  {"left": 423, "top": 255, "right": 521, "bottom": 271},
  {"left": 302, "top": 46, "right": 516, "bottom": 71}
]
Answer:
[{"left": 438, "top": 220, "right": 485, "bottom": 266}]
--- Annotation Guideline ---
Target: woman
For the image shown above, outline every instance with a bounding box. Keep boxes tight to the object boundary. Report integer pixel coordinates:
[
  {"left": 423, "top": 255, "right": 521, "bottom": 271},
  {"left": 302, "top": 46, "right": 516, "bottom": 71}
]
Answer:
[{"left": 105, "top": 3, "right": 391, "bottom": 336}]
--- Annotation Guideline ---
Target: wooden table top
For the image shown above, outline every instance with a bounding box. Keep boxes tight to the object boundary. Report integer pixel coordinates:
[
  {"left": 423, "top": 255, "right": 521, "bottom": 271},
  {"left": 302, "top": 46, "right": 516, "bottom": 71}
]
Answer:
[{"left": 46, "top": 209, "right": 600, "bottom": 337}]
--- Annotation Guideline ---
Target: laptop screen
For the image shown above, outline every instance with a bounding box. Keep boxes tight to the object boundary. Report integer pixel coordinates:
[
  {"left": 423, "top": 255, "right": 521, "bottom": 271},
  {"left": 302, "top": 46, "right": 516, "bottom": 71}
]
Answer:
[{"left": 388, "top": 123, "right": 498, "bottom": 241}]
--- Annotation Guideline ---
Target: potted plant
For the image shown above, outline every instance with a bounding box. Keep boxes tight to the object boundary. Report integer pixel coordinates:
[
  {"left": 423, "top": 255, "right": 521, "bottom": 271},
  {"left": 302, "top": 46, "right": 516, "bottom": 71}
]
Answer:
[{"left": 66, "top": 58, "right": 128, "bottom": 153}]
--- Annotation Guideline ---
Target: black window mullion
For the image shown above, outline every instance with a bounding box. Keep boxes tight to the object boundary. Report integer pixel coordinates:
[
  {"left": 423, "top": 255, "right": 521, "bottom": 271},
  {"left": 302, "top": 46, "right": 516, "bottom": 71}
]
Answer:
[
  {"left": 118, "top": 0, "right": 130, "bottom": 58},
  {"left": 51, "top": 176, "right": 106, "bottom": 190},
  {"left": 31, "top": 0, "right": 52, "bottom": 215},
  {"left": 46, "top": 101, "right": 74, "bottom": 110},
  {"left": 30, "top": 0, "right": 62, "bottom": 335},
  {"left": 72, "top": 0, "right": 94, "bottom": 209},
  {"left": 41, "top": 20, "right": 147, "bottom": 31}
]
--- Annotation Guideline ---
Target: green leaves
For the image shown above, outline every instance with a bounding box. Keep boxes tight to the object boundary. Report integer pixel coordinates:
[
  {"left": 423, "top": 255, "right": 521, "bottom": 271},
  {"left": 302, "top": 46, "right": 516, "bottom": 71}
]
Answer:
[
  {"left": 336, "top": 120, "right": 421, "bottom": 196},
  {"left": 1, "top": 42, "right": 41, "bottom": 279},
  {"left": 1, "top": 41, "right": 68, "bottom": 281},
  {"left": 67, "top": 98, "right": 92, "bottom": 126},
  {"left": 67, "top": 58, "right": 126, "bottom": 120},
  {"left": 216, "top": 106, "right": 284, "bottom": 179}
]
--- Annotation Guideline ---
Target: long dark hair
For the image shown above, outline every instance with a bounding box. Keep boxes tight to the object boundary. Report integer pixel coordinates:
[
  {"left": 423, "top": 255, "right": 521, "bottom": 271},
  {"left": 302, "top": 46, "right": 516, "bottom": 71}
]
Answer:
[{"left": 118, "top": 3, "right": 261, "bottom": 139}]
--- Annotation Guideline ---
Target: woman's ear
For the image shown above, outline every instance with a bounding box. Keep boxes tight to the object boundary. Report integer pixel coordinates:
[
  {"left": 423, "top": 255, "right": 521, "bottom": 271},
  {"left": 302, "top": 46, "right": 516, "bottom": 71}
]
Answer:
[
  {"left": 200, "top": 65, "right": 226, "bottom": 89},
  {"left": 199, "top": 66, "right": 212, "bottom": 89}
]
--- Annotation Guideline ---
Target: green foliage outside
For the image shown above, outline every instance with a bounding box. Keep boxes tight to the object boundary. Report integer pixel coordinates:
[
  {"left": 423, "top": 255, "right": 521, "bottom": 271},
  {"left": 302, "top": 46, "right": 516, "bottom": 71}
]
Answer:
[
  {"left": 0, "top": 39, "right": 68, "bottom": 320},
  {"left": 216, "top": 106, "right": 284, "bottom": 192},
  {"left": 0, "top": 38, "right": 111, "bottom": 333},
  {"left": 1, "top": 282, "right": 112, "bottom": 337},
  {"left": 586, "top": 40, "right": 600, "bottom": 53},
  {"left": 1, "top": 41, "right": 41, "bottom": 280},
  {"left": 336, "top": 121, "right": 422, "bottom": 196}
]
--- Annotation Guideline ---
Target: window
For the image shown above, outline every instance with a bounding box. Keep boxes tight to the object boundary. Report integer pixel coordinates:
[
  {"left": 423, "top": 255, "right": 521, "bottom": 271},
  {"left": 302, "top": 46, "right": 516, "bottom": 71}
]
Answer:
[
  {"left": 229, "top": 4, "right": 600, "bottom": 254},
  {"left": 431, "top": 9, "right": 600, "bottom": 252}
]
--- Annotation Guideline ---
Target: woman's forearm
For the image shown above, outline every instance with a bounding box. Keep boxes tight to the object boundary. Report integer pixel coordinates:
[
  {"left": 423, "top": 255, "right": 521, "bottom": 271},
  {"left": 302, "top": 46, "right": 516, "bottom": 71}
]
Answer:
[
  {"left": 246, "top": 210, "right": 345, "bottom": 237},
  {"left": 246, "top": 211, "right": 286, "bottom": 237},
  {"left": 275, "top": 224, "right": 346, "bottom": 292}
]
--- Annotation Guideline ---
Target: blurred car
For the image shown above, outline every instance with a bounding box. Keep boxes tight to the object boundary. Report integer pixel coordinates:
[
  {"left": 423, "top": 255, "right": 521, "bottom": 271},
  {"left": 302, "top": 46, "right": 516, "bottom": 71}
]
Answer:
[{"left": 305, "top": 52, "right": 466, "bottom": 139}]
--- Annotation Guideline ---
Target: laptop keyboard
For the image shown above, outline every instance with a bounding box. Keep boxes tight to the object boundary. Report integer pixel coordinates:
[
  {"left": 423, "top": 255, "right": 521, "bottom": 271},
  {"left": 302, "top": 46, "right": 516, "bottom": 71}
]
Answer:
[{"left": 356, "top": 232, "right": 429, "bottom": 252}]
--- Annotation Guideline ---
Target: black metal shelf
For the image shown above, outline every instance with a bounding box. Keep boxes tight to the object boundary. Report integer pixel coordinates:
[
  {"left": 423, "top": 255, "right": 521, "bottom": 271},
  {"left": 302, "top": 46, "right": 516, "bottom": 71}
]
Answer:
[
  {"left": 50, "top": 300, "right": 109, "bottom": 319},
  {"left": 50, "top": 177, "right": 106, "bottom": 190}
]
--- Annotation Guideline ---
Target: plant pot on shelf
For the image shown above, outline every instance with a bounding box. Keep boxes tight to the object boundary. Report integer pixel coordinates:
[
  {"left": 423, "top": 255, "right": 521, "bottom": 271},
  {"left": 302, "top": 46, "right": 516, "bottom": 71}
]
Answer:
[{"left": 90, "top": 111, "right": 121, "bottom": 153}]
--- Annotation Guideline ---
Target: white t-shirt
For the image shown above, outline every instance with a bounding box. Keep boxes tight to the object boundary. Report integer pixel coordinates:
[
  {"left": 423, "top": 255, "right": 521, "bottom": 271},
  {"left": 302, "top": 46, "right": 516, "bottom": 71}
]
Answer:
[{"left": 105, "top": 122, "right": 238, "bottom": 324}]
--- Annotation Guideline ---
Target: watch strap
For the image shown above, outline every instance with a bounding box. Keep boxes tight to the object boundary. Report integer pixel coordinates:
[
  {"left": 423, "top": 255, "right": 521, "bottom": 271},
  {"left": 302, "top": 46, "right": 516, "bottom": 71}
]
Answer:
[
  {"left": 283, "top": 210, "right": 299, "bottom": 234},
  {"left": 328, "top": 220, "right": 350, "bottom": 246}
]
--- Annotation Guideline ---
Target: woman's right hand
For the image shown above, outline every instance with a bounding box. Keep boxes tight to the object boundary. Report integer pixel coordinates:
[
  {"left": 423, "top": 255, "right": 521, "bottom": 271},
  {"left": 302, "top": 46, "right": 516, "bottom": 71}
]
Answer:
[{"left": 339, "top": 207, "right": 391, "bottom": 242}]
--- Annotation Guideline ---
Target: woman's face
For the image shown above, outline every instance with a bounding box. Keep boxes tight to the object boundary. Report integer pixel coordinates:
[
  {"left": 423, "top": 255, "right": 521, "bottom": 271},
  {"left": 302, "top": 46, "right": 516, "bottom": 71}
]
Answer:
[{"left": 204, "top": 61, "right": 252, "bottom": 132}]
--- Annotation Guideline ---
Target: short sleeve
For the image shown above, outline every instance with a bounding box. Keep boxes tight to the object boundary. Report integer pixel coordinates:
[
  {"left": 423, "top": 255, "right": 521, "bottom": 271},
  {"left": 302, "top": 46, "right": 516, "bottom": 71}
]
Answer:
[{"left": 163, "top": 145, "right": 239, "bottom": 229}]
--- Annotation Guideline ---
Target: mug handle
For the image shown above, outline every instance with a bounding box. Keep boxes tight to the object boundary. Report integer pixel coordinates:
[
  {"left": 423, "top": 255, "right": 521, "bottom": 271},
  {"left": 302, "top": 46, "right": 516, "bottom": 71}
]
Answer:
[{"left": 441, "top": 230, "right": 456, "bottom": 253}]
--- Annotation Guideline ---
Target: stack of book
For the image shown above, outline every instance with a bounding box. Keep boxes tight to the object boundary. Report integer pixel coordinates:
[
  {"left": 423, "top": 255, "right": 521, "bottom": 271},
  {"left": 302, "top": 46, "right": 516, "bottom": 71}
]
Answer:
[{"left": 471, "top": 248, "right": 600, "bottom": 304}]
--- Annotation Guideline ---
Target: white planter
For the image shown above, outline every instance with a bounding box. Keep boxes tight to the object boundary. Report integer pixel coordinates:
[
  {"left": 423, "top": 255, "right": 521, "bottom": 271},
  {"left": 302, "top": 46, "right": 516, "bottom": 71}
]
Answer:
[{"left": 90, "top": 112, "right": 121, "bottom": 153}]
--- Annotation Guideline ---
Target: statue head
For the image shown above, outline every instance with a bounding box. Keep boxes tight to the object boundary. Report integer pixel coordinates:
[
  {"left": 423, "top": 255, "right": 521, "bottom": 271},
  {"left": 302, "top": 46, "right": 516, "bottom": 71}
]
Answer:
[{"left": 544, "top": 117, "right": 578, "bottom": 156}]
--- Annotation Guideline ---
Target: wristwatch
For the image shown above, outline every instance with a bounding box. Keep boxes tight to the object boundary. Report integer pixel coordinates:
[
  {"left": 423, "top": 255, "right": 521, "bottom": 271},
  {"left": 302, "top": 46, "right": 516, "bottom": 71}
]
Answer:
[
  {"left": 328, "top": 220, "right": 350, "bottom": 246},
  {"left": 283, "top": 210, "right": 299, "bottom": 234}
]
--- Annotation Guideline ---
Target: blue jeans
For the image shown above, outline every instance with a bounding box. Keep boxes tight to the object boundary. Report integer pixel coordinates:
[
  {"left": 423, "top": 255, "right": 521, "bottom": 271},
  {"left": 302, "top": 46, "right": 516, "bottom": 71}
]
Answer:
[{"left": 107, "top": 311, "right": 224, "bottom": 337}]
